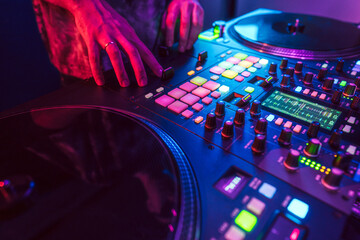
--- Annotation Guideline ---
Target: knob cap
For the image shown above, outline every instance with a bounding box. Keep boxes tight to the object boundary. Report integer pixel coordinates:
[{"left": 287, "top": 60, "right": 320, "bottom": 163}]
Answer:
[
  {"left": 332, "top": 151, "right": 352, "bottom": 171},
  {"left": 279, "top": 58, "right": 288, "bottom": 70},
  {"left": 303, "top": 72, "right": 314, "bottom": 85},
  {"left": 321, "top": 167, "right": 344, "bottom": 191},
  {"left": 336, "top": 59, "right": 344, "bottom": 72},
  {"left": 322, "top": 77, "right": 334, "bottom": 91},
  {"left": 343, "top": 83, "right": 357, "bottom": 97},
  {"left": 251, "top": 134, "right": 266, "bottom": 154},
  {"left": 350, "top": 95, "right": 360, "bottom": 110},
  {"left": 250, "top": 100, "right": 261, "bottom": 118},
  {"left": 205, "top": 112, "right": 216, "bottom": 130},
  {"left": 215, "top": 101, "right": 225, "bottom": 117},
  {"left": 254, "top": 118, "right": 268, "bottom": 135},
  {"left": 328, "top": 129, "right": 342, "bottom": 149},
  {"left": 307, "top": 121, "right": 320, "bottom": 138},
  {"left": 286, "top": 67, "right": 295, "bottom": 79},
  {"left": 268, "top": 63, "right": 277, "bottom": 75},
  {"left": 355, "top": 77, "right": 360, "bottom": 90},
  {"left": 280, "top": 74, "right": 291, "bottom": 89},
  {"left": 213, "top": 20, "right": 226, "bottom": 37},
  {"left": 234, "top": 108, "right": 245, "bottom": 126},
  {"left": 284, "top": 149, "right": 300, "bottom": 171},
  {"left": 278, "top": 127, "right": 293, "bottom": 147},
  {"left": 295, "top": 61, "right": 303, "bottom": 74},
  {"left": 221, "top": 120, "right": 234, "bottom": 138},
  {"left": 331, "top": 90, "right": 342, "bottom": 105},
  {"left": 317, "top": 68, "right": 327, "bottom": 81},
  {"left": 304, "top": 138, "right": 322, "bottom": 157}
]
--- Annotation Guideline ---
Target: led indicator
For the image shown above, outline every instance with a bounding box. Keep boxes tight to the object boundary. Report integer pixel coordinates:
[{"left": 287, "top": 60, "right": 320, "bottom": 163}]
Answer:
[
  {"left": 290, "top": 228, "right": 301, "bottom": 240},
  {"left": 0, "top": 182, "right": 4, "bottom": 188}
]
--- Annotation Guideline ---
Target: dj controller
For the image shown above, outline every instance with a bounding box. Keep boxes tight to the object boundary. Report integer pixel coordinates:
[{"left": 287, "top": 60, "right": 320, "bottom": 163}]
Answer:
[{"left": 1, "top": 8, "right": 360, "bottom": 240}]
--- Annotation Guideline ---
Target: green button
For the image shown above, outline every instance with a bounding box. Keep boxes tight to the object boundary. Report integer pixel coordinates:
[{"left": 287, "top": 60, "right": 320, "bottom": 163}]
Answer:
[
  {"left": 235, "top": 210, "right": 257, "bottom": 232},
  {"left": 245, "top": 86, "right": 255, "bottom": 93},
  {"left": 218, "top": 61, "right": 234, "bottom": 69},
  {"left": 234, "top": 53, "right": 248, "bottom": 60},
  {"left": 248, "top": 67, "right": 257, "bottom": 73},
  {"left": 339, "top": 80, "right": 347, "bottom": 87},
  {"left": 190, "top": 76, "right": 207, "bottom": 86},
  {"left": 198, "top": 31, "right": 219, "bottom": 41}
]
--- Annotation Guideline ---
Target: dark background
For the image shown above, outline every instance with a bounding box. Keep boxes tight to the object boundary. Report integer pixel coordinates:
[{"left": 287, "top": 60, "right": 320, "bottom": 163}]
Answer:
[{"left": 0, "top": 0, "right": 359, "bottom": 112}]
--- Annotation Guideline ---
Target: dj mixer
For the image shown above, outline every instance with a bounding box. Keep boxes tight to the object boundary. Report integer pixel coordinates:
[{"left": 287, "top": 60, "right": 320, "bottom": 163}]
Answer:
[{"left": 1, "top": 8, "right": 360, "bottom": 240}]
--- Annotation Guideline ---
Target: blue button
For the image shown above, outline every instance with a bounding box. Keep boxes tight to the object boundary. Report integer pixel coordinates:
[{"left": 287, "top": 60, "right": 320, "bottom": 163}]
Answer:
[
  {"left": 258, "top": 182, "right": 277, "bottom": 199},
  {"left": 356, "top": 60, "right": 360, "bottom": 65},
  {"left": 295, "top": 86, "right": 302, "bottom": 93},
  {"left": 287, "top": 198, "right": 309, "bottom": 219}
]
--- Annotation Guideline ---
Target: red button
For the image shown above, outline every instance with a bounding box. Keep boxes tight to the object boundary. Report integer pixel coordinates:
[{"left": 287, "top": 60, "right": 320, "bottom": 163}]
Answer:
[
  {"left": 155, "top": 95, "right": 175, "bottom": 107},
  {"left": 168, "top": 101, "right": 188, "bottom": 114}
]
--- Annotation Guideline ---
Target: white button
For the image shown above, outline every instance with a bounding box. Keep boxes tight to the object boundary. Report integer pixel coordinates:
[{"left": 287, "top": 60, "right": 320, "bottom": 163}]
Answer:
[
  {"left": 295, "top": 86, "right": 302, "bottom": 92},
  {"left": 348, "top": 116, "right": 356, "bottom": 124},
  {"left": 258, "top": 182, "right": 277, "bottom": 199},
  {"left": 266, "top": 114, "right": 275, "bottom": 122},
  {"left": 224, "top": 225, "right": 245, "bottom": 240},
  {"left": 156, "top": 87, "right": 164, "bottom": 93},
  {"left": 247, "top": 197, "right": 266, "bottom": 216},
  {"left": 343, "top": 125, "right": 352, "bottom": 133},
  {"left": 347, "top": 145, "right": 357, "bottom": 155},
  {"left": 210, "top": 75, "right": 220, "bottom": 81},
  {"left": 145, "top": 93, "right": 153, "bottom": 99}
]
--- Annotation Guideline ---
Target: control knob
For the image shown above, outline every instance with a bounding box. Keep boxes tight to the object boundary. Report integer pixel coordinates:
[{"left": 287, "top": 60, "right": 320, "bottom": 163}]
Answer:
[
  {"left": 279, "top": 58, "right": 288, "bottom": 70},
  {"left": 250, "top": 100, "right": 261, "bottom": 118},
  {"left": 304, "top": 138, "right": 322, "bottom": 157},
  {"left": 294, "top": 61, "right": 303, "bottom": 74},
  {"left": 234, "top": 108, "right": 245, "bottom": 126},
  {"left": 355, "top": 77, "right": 360, "bottom": 90},
  {"left": 307, "top": 121, "right": 320, "bottom": 138},
  {"left": 343, "top": 83, "right": 357, "bottom": 97},
  {"left": 303, "top": 72, "right": 314, "bottom": 85},
  {"left": 317, "top": 68, "right": 327, "bottom": 81},
  {"left": 350, "top": 95, "right": 360, "bottom": 110},
  {"left": 205, "top": 112, "right": 216, "bottom": 130},
  {"left": 268, "top": 63, "right": 277, "bottom": 76},
  {"left": 328, "top": 129, "right": 342, "bottom": 149},
  {"left": 221, "top": 121, "right": 234, "bottom": 138},
  {"left": 286, "top": 67, "right": 295, "bottom": 79},
  {"left": 251, "top": 134, "right": 266, "bottom": 154},
  {"left": 284, "top": 149, "right": 300, "bottom": 171},
  {"left": 280, "top": 74, "right": 291, "bottom": 89},
  {"left": 322, "top": 77, "right": 334, "bottom": 91},
  {"left": 278, "top": 127, "right": 293, "bottom": 147},
  {"left": 332, "top": 151, "right": 352, "bottom": 171},
  {"left": 331, "top": 90, "right": 342, "bottom": 105},
  {"left": 215, "top": 101, "right": 225, "bottom": 117},
  {"left": 213, "top": 20, "right": 226, "bottom": 37},
  {"left": 321, "top": 167, "right": 344, "bottom": 191},
  {"left": 336, "top": 59, "right": 344, "bottom": 72},
  {"left": 254, "top": 118, "right": 268, "bottom": 135}
]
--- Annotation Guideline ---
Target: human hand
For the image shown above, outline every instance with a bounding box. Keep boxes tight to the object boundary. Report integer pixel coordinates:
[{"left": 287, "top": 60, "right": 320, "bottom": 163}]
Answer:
[
  {"left": 71, "top": 0, "right": 163, "bottom": 87},
  {"left": 165, "top": 0, "right": 204, "bottom": 52}
]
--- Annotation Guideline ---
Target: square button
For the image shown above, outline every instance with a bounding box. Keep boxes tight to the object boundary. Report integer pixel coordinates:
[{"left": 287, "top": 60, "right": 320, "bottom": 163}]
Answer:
[
  {"left": 219, "top": 85, "right": 230, "bottom": 93},
  {"left": 234, "top": 210, "right": 257, "bottom": 232},
  {"left": 259, "top": 59, "right": 269, "bottom": 65},
  {"left": 284, "top": 121, "right": 292, "bottom": 128},
  {"left": 231, "top": 65, "right": 246, "bottom": 73},
  {"left": 210, "top": 66, "right": 226, "bottom": 75},
  {"left": 190, "top": 76, "right": 207, "bottom": 86},
  {"left": 303, "top": 89, "right": 310, "bottom": 95},
  {"left": 233, "top": 53, "right": 248, "bottom": 60},
  {"left": 245, "top": 56, "right": 260, "bottom": 63},
  {"left": 266, "top": 114, "right": 275, "bottom": 122},
  {"left": 224, "top": 225, "right": 245, "bottom": 240},
  {"left": 339, "top": 80, "right": 347, "bottom": 87},
  {"left": 182, "top": 109, "right": 193, "bottom": 118},
  {"left": 168, "top": 88, "right": 187, "bottom": 99},
  {"left": 222, "top": 70, "right": 238, "bottom": 79},
  {"left": 293, "top": 125, "right": 302, "bottom": 133},
  {"left": 275, "top": 118, "right": 283, "bottom": 126},
  {"left": 348, "top": 116, "right": 356, "bottom": 124},
  {"left": 247, "top": 197, "right": 266, "bottom": 216},
  {"left": 342, "top": 125, "right": 352, "bottom": 133},
  {"left": 295, "top": 86, "right": 302, "bottom": 92},
  {"left": 192, "top": 87, "right": 211, "bottom": 98},
  {"left": 167, "top": 101, "right": 188, "bottom": 114},
  {"left": 203, "top": 80, "right": 221, "bottom": 91},
  {"left": 194, "top": 116, "right": 204, "bottom": 124},
  {"left": 227, "top": 57, "right": 241, "bottom": 65},
  {"left": 241, "top": 71, "right": 251, "bottom": 77},
  {"left": 155, "top": 95, "right": 175, "bottom": 107},
  {"left": 187, "top": 70, "right": 195, "bottom": 76},
  {"left": 258, "top": 182, "right": 277, "bottom": 199},
  {"left": 192, "top": 103, "right": 204, "bottom": 111},
  {"left": 235, "top": 76, "right": 244, "bottom": 82},
  {"left": 311, "top": 91, "right": 318, "bottom": 97},
  {"left": 239, "top": 60, "right": 253, "bottom": 68},
  {"left": 244, "top": 86, "right": 255, "bottom": 93},
  {"left": 210, "top": 75, "right": 220, "bottom": 81},
  {"left": 347, "top": 145, "right": 357, "bottom": 155},
  {"left": 219, "top": 61, "right": 234, "bottom": 69},
  {"left": 179, "top": 82, "right": 197, "bottom": 92},
  {"left": 287, "top": 198, "right": 309, "bottom": 219},
  {"left": 211, "top": 91, "right": 221, "bottom": 99},
  {"left": 202, "top": 96, "right": 213, "bottom": 105},
  {"left": 180, "top": 93, "right": 200, "bottom": 105},
  {"left": 248, "top": 67, "right": 257, "bottom": 73},
  {"left": 253, "top": 63, "right": 262, "bottom": 69},
  {"left": 319, "top": 93, "right": 326, "bottom": 100}
]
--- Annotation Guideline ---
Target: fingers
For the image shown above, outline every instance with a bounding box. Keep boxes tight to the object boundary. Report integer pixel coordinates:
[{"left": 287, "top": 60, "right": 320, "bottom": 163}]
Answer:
[
  {"left": 165, "top": 3, "right": 180, "bottom": 47},
  {"left": 134, "top": 40, "right": 163, "bottom": 78},
  {"left": 178, "top": 2, "right": 193, "bottom": 52},
  {"left": 186, "top": 3, "right": 204, "bottom": 50},
  {"left": 104, "top": 42, "right": 130, "bottom": 87},
  {"left": 87, "top": 41, "right": 105, "bottom": 86}
]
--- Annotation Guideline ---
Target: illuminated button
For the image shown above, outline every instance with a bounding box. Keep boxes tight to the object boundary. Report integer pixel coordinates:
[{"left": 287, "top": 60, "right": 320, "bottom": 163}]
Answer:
[
  {"left": 224, "top": 225, "right": 245, "bottom": 240},
  {"left": 258, "top": 182, "right": 277, "bottom": 199},
  {"left": 145, "top": 93, "right": 153, "bottom": 99},
  {"left": 275, "top": 118, "right": 284, "bottom": 126},
  {"left": 321, "top": 63, "right": 328, "bottom": 69},
  {"left": 303, "top": 89, "right": 310, "bottom": 95},
  {"left": 246, "top": 56, "right": 260, "bottom": 63},
  {"left": 241, "top": 71, "right": 251, "bottom": 77},
  {"left": 196, "top": 66, "right": 203, "bottom": 71},
  {"left": 348, "top": 116, "right": 356, "bottom": 124},
  {"left": 287, "top": 198, "right": 309, "bottom": 219},
  {"left": 235, "top": 210, "right": 257, "bottom": 232},
  {"left": 155, "top": 95, "right": 175, "bottom": 107},
  {"left": 156, "top": 87, "right": 164, "bottom": 93},
  {"left": 222, "top": 70, "right": 238, "bottom": 79},
  {"left": 194, "top": 116, "right": 204, "bottom": 124},
  {"left": 219, "top": 85, "right": 230, "bottom": 93},
  {"left": 351, "top": 71, "right": 357, "bottom": 76},
  {"left": 210, "top": 75, "right": 220, "bottom": 81},
  {"left": 180, "top": 93, "right": 200, "bottom": 105},
  {"left": 246, "top": 197, "right": 266, "bottom": 216},
  {"left": 293, "top": 125, "right": 302, "bottom": 133},
  {"left": 192, "top": 103, "right": 204, "bottom": 111},
  {"left": 187, "top": 70, "right": 195, "bottom": 76},
  {"left": 339, "top": 80, "right": 347, "bottom": 87},
  {"left": 192, "top": 87, "right": 211, "bottom": 98},
  {"left": 248, "top": 67, "right": 257, "bottom": 73},
  {"left": 266, "top": 114, "right": 275, "bottom": 122},
  {"left": 334, "top": 78, "right": 339, "bottom": 84},
  {"left": 244, "top": 86, "right": 255, "bottom": 93},
  {"left": 239, "top": 60, "right": 253, "bottom": 68},
  {"left": 227, "top": 50, "right": 232, "bottom": 54},
  {"left": 253, "top": 63, "right": 262, "bottom": 69},
  {"left": 259, "top": 59, "right": 269, "bottom": 65},
  {"left": 311, "top": 91, "right": 318, "bottom": 97},
  {"left": 211, "top": 91, "right": 221, "bottom": 99},
  {"left": 234, "top": 53, "right": 248, "bottom": 60},
  {"left": 210, "top": 66, "right": 226, "bottom": 75},
  {"left": 202, "top": 96, "right": 213, "bottom": 105},
  {"left": 342, "top": 125, "right": 352, "bottom": 133},
  {"left": 357, "top": 60, "right": 360, "bottom": 65},
  {"left": 231, "top": 65, "right": 246, "bottom": 73},
  {"left": 227, "top": 57, "right": 241, "bottom": 65},
  {"left": 182, "top": 109, "right": 194, "bottom": 119},
  {"left": 167, "top": 88, "right": 187, "bottom": 99},
  {"left": 220, "top": 53, "right": 226, "bottom": 58},
  {"left": 219, "top": 61, "right": 234, "bottom": 69},
  {"left": 284, "top": 121, "right": 293, "bottom": 128},
  {"left": 235, "top": 76, "right": 244, "bottom": 82},
  {"left": 347, "top": 145, "right": 357, "bottom": 155},
  {"left": 190, "top": 76, "right": 207, "bottom": 86},
  {"left": 203, "top": 80, "right": 221, "bottom": 91},
  {"left": 319, "top": 93, "right": 326, "bottom": 100},
  {"left": 179, "top": 82, "right": 197, "bottom": 92},
  {"left": 295, "top": 86, "right": 302, "bottom": 92},
  {"left": 168, "top": 101, "right": 188, "bottom": 114}
]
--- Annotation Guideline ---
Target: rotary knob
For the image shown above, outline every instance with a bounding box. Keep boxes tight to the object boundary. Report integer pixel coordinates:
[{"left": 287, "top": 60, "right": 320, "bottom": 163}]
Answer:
[
  {"left": 234, "top": 108, "right": 245, "bottom": 126},
  {"left": 221, "top": 120, "right": 234, "bottom": 138},
  {"left": 304, "top": 138, "right": 322, "bottom": 157},
  {"left": 278, "top": 127, "right": 293, "bottom": 147},
  {"left": 213, "top": 20, "right": 226, "bottom": 37},
  {"left": 355, "top": 77, "right": 360, "bottom": 90},
  {"left": 328, "top": 129, "right": 342, "bottom": 149},
  {"left": 322, "top": 77, "right": 334, "bottom": 91},
  {"left": 307, "top": 121, "right": 320, "bottom": 138},
  {"left": 254, "top": 118, "right": 268, "bottom": 135},
  {"left": 331, "top": 90, "right": 342, "bottom": 105},
  {"left": 343, "top": 83, "right": 357, "bottom": 97},
  {"left": 286, "top": 67, "right": 295, "bottom": 79},
  {"left": 336, "top": 59, "right": 344, "bottom": 72},
  {"left": 215, "top": 101, "right": 226, "bottom": 117},
  {"left": 268, "top": 63, "right": 278, "bottom": 75},
  {"left": 280, "top": 74, "right": 291, "bottom": 89},
  {"left": 279, "top": 58, "right": 288, "bottom": 70},
  {"left": 332, "top": 151, "right": 352, "bottom": 171},
  {"left": 205, "top": 112, "right": 217, "bottom": 130},
  {"left": 317, "top": 68, "right": 327, "bottom": 81},
  {"left": 303, "top": 72, "right": 314, "bottom": 85},
  {"left": 250, "top": 100, "right": 261, "bottom": 118},
  {"left": 321, "top": 167, "right": 344, "bottom": 191},
  {"left": 251, "top": 134, "right": 266, "bottom": 154},
  {"left": 294, "top": 61, "right": 303, "bottom": 74},
  {"left": 284, "top": 149, "right": 300, "bottom": 171},
  {"left": 350, "top": 96, "right": 360, "bottom": 110}
]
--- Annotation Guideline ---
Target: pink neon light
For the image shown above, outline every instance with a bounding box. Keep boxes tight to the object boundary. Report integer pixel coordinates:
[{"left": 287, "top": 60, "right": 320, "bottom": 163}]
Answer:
[
  {"left": 290, "top": 228, "right": 300, "bottom": 240},
  {"left": 0, "top": 182, "right": 4, "bottom": 188}
]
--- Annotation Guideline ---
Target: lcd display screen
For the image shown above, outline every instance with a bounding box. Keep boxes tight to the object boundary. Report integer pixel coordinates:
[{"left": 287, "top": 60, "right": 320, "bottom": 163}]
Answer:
[{"left": 262, "top": 90, "right": 342, "bottom": 131}]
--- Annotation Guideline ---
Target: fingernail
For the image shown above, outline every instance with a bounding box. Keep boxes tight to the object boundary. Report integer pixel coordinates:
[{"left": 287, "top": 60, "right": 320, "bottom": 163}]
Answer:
[
  {"left": 167, "top": 41, "right": 173, "bottom": 47},
  {"left": 140, "top": 79, "right": 147, "bottom": 87},
  {"left": 179, "top": 46, "right": 185, "bottom": 52}
]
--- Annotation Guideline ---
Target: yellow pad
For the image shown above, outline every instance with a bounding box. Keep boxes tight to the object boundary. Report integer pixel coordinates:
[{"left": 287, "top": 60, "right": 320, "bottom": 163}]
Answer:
[{"left": 221, "top": 70, "right": 238, "bottom": 79}]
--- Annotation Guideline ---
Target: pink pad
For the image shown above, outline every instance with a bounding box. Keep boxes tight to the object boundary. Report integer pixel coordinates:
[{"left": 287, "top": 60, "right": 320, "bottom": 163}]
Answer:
[
  {"left": 182, "top": 110, "right": 194, "bottom": 118},
  {"left": 155, "top": 95, "right": 175, "bottom": 107},
  {"left": 202, "top": 80, "right": 220, "bottom": 91},
  {"left": 192, "top": 103, "right": 204, "bottom": 111},
  {"left": 179, "top": 82, "right": 197, "bottom": 92},
  {"left": 211, "top": 91, "right": 221, "bottom": 99},
  {"left": 210, "top": 66, "right": 226, "bottom": 75},
  {"left": 235, "top": 76, "right": 244, "bottom": 82},
  {"left": 180, "top": 93, "right": 200, "bottom": 106},
  {"left": 192, "top": 87, "right": 211, "bottom": 98},
  {"left": 241, "top": 71, "right": 251, "bottom": 77},
  {"left": 226, "top": 57, "right": 241, "bottom": 65},
  {"left": 167, "top": 101, "right": 188, "bottom": 114},
  {"left": 245, "top": 56, "right": 260, "bottom": 63},
  {"left": 202, "top": 97, "right": 213, "bottom": 105},
  {"left": 167, "top": 88, "right": 187, "bottom": 99}
]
